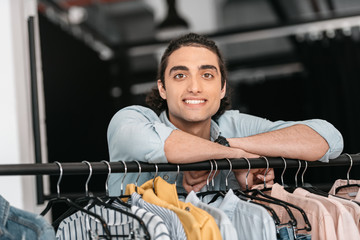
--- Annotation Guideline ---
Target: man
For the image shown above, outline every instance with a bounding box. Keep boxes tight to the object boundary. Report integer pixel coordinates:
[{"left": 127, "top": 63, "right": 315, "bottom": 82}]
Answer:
[{"left": 107, "top": 33, "right": 343, "bottom": 196}]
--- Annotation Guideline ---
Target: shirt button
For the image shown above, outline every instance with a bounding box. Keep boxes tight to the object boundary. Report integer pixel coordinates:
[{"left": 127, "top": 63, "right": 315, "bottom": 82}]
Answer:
[
  {"left": 185, "top": 207, "right": 190, "bottom": 211},
  {"left": 163, "top": 174, "right": 169, "bottom": 180}
]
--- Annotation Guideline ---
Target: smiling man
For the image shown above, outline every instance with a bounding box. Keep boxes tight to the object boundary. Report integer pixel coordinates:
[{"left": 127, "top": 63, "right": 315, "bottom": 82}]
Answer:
[{"left": 107, "top": 33, "right": 343, "bottom": 196}]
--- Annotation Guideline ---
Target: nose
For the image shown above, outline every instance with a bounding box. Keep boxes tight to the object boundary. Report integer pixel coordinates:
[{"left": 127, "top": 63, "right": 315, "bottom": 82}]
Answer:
[{"left": 187, "top": 77, "right": 202, "bottom": 93}]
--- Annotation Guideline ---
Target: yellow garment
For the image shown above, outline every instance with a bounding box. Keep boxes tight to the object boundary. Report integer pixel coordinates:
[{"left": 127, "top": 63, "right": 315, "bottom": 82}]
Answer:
[{"left": 126, "top": 176, "right": 222, "bottom": 240}]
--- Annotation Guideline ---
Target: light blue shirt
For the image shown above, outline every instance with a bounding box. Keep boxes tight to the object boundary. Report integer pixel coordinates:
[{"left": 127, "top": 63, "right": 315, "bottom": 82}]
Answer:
[
  {"left": 108, "top": 105, "right": 343, "bottom": 196},
  {"left": 185, "top": 191, "right": 239, "bottom": 240},
  {"left": 210, "top": 189, "right": 278, "bottom": 240}
]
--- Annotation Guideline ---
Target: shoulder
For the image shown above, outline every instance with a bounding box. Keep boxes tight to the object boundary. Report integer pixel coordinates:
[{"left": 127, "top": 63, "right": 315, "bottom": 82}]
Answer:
[
  {"left": 111, "top": 105, "right": 160, "bottom": 122},
  {"left": 218, "top": 109, "right": 241, "bottom": 119},
  {"left": 217, "top": 109, "right": 269, "bottom": 123}
]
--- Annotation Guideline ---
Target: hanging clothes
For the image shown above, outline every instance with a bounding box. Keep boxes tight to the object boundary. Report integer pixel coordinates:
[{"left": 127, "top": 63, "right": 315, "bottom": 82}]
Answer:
[
  {"left": 356, "top": 190, "right": 360, "bottom": 202},
  {"left": 0, "top": 195, "right": 55, "bottom": 240},
  {"left": 131, "top": 205, "right": 171, "bottom": 240},
  {"left": 328, "top": 195, "right": 360, "bottom": 232},
  {"left": 270, "top": 183, "right": 336, "bottom": 240},
  {"left": 329, "top": 179, "right": 360, "bottom": 200},
  {"left": 125, "top": 176, "right": 222, "bottom": 240},
  {"left": 56, "top": 204, "right": 142, "bottom": 240},
  {"left": 293, "top": 188, "right": 360, "bottom": 240},
  {"left": 185, "top": 190, "right": 238, "bottom": 240},
  {"left": 208, "top": 188, "right": 277, "bottom": 240},
  {"left": 130, "top": 192, "right": 187, "bottom": 240}
]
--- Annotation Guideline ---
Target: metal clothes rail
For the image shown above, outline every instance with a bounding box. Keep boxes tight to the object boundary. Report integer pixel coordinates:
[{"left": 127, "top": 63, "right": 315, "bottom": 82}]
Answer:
[{"left": 0, "top": 154, "right": 359, "bottom": 176}]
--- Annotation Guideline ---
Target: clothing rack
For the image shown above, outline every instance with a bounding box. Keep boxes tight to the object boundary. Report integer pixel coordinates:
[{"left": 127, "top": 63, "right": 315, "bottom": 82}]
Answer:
[{"left": 0, "top": 154, "right": 359, "bottom": 176}]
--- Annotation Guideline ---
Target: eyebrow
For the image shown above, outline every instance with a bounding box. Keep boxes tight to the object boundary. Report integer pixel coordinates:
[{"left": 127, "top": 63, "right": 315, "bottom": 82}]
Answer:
[
  {"left": 169, "top": 65, "right": 189, "bottom": 76},
  {"left": 168, "top": 65, "right": 218, "bottom": 76},
  {"left": 199, "top": 65, "right": 218, "bottom": 73}
]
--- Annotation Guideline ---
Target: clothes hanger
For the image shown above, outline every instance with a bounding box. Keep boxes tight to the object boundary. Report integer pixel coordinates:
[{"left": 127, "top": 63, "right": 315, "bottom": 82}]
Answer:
[
  {"left": 298, "top": 160, "right": 328, "bottom": 197},
  {"left": 207, "top": 158, "right": 232, "bottom": 204},
  {"left": 78, "top": 161, "right": 151, "bottom": 240},
  {"left": 232, "top": 157, "right": 285, "bottom": 226},
  {"left": 114, "top": 160, "right": 142, "bottom": 201},
  {"left": 196, "top": 160, "right": 220, "bottom": 199},
  {"left": 195, "top": 160, "right": 213, "bottom": 198},
  {"left": 100, "top": 160, "right": 131, "bottom": 208},
  {"left": 251, "top": 157, "right": 312, "bottom": 232},
  {"left": 283, "top": 158, "right": 302, "bottom": 193},
  {"left": 40, "top": 161, "right": 112, "bottom": 239},
  {"left": 335, "top": 153, "right": 360, "bottom": 193},
  {"left": 152, "top": 163, "right": 159, "bottom": 194},
  {"left": 175, "top": 164, "right": 188, "bottom": 198},
  {"left": 134, "top": 160, "right": 142, "bottom": 194},
  {"left": 234, "top": 157, "right": 298, "bottom": 227}
]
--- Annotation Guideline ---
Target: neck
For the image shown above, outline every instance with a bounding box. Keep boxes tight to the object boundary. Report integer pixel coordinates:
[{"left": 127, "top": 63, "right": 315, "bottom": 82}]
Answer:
[{"left": 174, "top": 120, "right": 211, "bottom": 140}]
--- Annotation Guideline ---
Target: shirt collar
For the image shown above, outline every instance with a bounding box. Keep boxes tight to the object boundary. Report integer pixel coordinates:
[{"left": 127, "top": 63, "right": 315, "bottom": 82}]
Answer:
[
  {"left": 185, "top": 191, "right": 201, "bottom": 205},
  {"left": 159, "top": 111, "right": 221, "bottom": 141}
]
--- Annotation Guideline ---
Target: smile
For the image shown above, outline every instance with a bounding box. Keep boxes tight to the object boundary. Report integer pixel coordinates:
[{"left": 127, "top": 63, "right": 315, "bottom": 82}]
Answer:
[{"left": 184, "top": 99, "right": 206, "bottom": 104}]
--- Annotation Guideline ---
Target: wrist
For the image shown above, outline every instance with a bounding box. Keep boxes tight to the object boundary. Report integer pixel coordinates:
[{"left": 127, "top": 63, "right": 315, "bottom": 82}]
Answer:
[{"left": 215, "top": 135, "right": 230, "bottom": 147}]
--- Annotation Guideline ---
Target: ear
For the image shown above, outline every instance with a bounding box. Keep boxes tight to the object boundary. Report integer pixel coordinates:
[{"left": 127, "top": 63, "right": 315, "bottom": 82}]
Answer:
[
  {"left": 220, "top": 81, "right": 226, "bottom": 99},
  {"left": 157, "top": 80, "right": 167, "bottom": 100}
]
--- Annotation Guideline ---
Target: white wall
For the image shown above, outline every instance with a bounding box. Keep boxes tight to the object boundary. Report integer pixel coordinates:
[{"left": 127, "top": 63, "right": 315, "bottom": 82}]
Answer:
[{"left": 0, "top": 0, "right": 48, "bottom": 214}]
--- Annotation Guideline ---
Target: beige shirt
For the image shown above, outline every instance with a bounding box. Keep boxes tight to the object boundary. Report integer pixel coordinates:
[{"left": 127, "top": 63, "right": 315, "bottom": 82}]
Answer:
[
  {"left": 356, "top": 189, "right": 360, "bottom": 202},
  {"left": 270, "top": 183, "right": 337, "bottom": 240},
  {"left": 329, "top": 179, "right": 360, "bottom": 200},
  {"left": 328, "top": 195, "right": 360, "bottom": 232},
  {"left": 294, "top": 188, "right": 360, "bottom": 240}
]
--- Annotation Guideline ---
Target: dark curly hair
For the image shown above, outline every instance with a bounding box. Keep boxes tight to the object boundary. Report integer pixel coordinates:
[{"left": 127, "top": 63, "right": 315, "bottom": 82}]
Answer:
[{"left": 146, "top": 33, "right": 231, "bottom": 120}]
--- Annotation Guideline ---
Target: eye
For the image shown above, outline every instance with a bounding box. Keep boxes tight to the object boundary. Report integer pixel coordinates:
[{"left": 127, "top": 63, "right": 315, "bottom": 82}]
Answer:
[
  {"left": 202, "top": 73, "right": 214, "bottom": 79},
  {"left": 174, "top": 73, "right": 186, "bottom": 79}
]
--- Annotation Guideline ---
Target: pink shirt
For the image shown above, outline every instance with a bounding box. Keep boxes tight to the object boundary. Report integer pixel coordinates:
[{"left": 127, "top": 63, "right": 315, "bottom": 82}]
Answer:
[
  {"left": 329, "top": 179, "right": 360, "bottom": 201},
  {"left": 328, "top": 195, "right": 360, "bottom": 232},
  {"left": 294, "top": 188, "right": 360, "bottom": 240},
  {"left": 271, "top": 183, "right": 336, "bottom": 240}
]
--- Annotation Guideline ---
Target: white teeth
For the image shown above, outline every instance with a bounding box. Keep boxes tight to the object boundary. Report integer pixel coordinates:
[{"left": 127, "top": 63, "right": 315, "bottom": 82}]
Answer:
[{"left": 185, "top": 100, "right": 205, "bottom": 104}]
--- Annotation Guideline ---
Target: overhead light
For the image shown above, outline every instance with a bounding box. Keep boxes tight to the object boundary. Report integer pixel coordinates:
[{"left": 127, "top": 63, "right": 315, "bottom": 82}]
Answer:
[{"left": 156, "top": 0, "right": 189, "bottom": 40}]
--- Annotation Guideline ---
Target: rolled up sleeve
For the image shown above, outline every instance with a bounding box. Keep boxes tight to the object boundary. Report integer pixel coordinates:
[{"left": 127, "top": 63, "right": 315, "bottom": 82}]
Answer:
[{"left": 218, "top": 110, "right": 344, "bottom": 162}]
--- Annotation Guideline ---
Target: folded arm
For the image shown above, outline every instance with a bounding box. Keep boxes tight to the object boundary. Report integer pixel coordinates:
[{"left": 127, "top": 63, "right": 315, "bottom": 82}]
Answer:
[{"left": 227, "top": 124, "right": 329, "bottom": 161}]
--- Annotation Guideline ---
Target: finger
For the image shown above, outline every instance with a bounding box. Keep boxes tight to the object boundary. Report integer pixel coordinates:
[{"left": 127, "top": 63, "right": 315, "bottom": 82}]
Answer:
[
  {"left": 192, "top": 181, "right": 207, "bottom": 192},
  {"left": 182, "top": 176, "right": 194, "bottom": 193},
  {"left": 183, "top": 171, "right": 210, "bottom": 186},
  {"left": 182, "top": 176, "right": 207, "bottom": 193},
  {"left": 187, "top": 170, "right": 209, "bottom": 179}
]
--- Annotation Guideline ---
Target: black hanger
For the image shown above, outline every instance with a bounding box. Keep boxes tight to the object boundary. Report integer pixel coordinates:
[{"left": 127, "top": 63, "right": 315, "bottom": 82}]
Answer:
[
  {"left": 335, "top": 154, "right": 360, "bottom": 193},
  {"left": 251, "top": 157, "right": 312, "bottom": 232},
  {"left": 82, "top": 161, "right": 151, "bottom": 240},
  {"left": 40, "top": 161, "right": 112, "bottom": 239},
  {"left": 234, "top": 157, "right": 298, "bottom": 227},
  {"left": 207, "top": 158, "right": 233, "bottom": 204},
  {"left": 106, "top": 160, "right": 132, "bottom": 207},
  {"left": 111, "top": 160, "right": 142, "bottom": 201}
]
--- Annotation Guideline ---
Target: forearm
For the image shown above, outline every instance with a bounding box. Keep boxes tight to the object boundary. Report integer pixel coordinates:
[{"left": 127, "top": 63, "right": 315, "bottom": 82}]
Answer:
[
  {"left": 164, "top": 129, "right": 257, "bottom": 163},
  {"left": 227, "top": 124, "right": 329, "bottom": 161}
]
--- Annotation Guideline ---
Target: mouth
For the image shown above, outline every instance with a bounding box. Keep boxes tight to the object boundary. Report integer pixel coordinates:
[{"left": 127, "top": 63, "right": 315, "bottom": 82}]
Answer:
[{"left": 183, "top": 99, "right": 206, "bottom": 104}]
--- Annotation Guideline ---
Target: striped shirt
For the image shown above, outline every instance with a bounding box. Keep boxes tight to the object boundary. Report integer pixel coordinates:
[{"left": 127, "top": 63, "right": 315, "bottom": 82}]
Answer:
[
  {"left": 131, "top": 192, "right": 187, "bottom": 240},
  {"left": 56, "top": 204, "right": 146, "bottom": 239},
  {"left": 131, "top": 206, "right": 171, "bottom": 240}
]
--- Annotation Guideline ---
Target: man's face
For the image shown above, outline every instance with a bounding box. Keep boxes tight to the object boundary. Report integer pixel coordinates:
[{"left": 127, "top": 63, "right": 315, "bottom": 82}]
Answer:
[{"left": 157, "top": 46, "right": 226, "bottom": 129}]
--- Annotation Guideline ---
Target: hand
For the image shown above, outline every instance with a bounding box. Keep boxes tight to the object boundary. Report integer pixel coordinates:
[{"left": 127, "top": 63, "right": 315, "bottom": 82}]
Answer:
[
  {"left": 182, "top": 170, "right": 217, "bottom": 193},
  {"left": 233, "top": 167, "right": 275, "bottom": 190}
]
